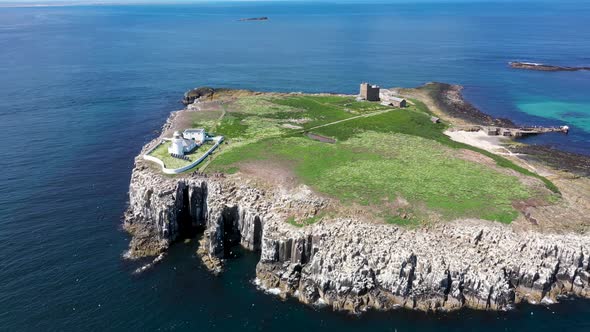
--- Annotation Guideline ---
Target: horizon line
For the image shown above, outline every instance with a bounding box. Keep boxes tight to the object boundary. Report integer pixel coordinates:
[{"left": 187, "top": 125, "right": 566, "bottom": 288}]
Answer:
[{"left": 0, "top": 0, "right": 562, "bottom": 8}]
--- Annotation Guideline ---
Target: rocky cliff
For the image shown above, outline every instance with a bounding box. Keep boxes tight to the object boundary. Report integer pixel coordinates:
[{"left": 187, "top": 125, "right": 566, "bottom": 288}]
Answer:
[{"left": 124, "top": 163, "right": 590, "bottom": 313}]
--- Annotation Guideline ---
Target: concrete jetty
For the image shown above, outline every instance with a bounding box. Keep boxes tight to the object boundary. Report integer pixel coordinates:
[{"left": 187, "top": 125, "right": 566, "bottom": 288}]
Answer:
[{"left": 484, "top": 125, "right": 569, "bottom": 137}]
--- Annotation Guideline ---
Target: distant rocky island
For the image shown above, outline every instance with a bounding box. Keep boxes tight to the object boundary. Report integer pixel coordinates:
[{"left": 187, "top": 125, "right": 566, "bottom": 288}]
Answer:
[
  {"left": 509, "top": 61, "right": 590, "bottom": 72},
  {"left": 238, "top": 17, "right": 269, "bottom": 22},
  {"left": 124, "top": 83, "right": 590, "bottom": 313}
]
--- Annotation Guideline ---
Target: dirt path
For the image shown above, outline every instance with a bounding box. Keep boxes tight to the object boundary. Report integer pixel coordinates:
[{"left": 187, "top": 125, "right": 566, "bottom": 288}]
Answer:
[
  {"left": 304, "top": 108, "right": 397, "bottom": 132},
  {"left": 211, "top": 106, "right": 227, "bottom": 132},
  {"left": 201, "top": 105, "right": 398, "bottom": 171}
]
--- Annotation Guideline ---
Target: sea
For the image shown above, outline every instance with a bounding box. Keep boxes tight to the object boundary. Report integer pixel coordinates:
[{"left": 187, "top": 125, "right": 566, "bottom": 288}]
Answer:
[{"left": 0, "top": 1, "right": 589, "bottom": 331}]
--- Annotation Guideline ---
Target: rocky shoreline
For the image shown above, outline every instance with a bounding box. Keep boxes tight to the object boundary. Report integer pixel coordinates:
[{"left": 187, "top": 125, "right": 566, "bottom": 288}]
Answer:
[
  {"left": 124, "top": 162, "right": 590, "bottom": 313},
  {"left": 397, "top": 82, "right": 590, "bottom": 177},
  {"left": 123, "top": 86, "right": 590, "bottom": 313},
  {"left": 509, "top": 144, "right": 590, "bottom": 178},
  {"left": 398, "top": 82, "right": 515, "bottom": 127}
]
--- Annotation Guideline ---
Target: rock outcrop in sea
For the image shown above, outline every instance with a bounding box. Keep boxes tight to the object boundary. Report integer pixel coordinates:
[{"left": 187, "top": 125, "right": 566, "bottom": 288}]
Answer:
[
  {"left": 238, "top": 17, "right": 269, "bottom": 22},
  {"left": 124, "top": 163, "right": 590, "bottom": 313},
  {"left": 509, "top": 61, "right": 590, "bottom": 72},
  {"left": 182, "top": 87, "right": 215, "bottom": 105}
]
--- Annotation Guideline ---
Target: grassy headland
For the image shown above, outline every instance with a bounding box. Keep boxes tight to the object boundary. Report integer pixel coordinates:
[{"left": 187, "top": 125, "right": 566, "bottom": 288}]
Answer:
[{"left": 187, "top": 93, "right": 557, "bottom": 225}]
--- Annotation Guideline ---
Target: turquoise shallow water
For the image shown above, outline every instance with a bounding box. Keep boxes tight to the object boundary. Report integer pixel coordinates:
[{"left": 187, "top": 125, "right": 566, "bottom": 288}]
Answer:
[
  {"left": 0, "top": 2, "right": 589, "bottom": 331},
  {"left": 517, "top": 100, "right": 590, "bottom": 132}
]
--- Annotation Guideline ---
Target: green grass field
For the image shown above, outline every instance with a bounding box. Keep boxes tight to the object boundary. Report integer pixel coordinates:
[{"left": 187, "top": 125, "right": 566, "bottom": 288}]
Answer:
[{"left": 195, "top": 94, "right": 558, "bottom": 224}]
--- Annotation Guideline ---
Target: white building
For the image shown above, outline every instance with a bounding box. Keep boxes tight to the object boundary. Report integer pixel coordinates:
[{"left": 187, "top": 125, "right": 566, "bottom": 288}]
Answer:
[
  {"left": 168, "top": 131, "right": 197, "bottom": 155},
  {"left": 183, "top": 128, "right": 207, "bottom": 143}
]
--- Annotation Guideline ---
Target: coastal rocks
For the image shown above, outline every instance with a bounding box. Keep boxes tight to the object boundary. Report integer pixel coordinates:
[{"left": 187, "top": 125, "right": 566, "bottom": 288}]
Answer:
[
  {"left": 254, "top": 219, "right": 590, "bottom": 313},
  {"left": 124, "top": 162, "right": 590, "bottom": 313},
  {"left": 435, "top": 83, "right": 515, "bottom": 127},
  {"left": 402, "top": 82, "right": 515, "bottom": 127},
  {"left": 124, "top": 157, "right": 327, "bottom": 266},
  {"left": 124, "top": 168, "right": 209, "bottom": 257},
  {"left": 182, "top": 87, "right": 215, "bottom": 105},
  {"left": 509, "top": 61, "right": 590, "bottom": 72},
  {"left": 508, "top": 144, "right": 590, "bottom": 178}
]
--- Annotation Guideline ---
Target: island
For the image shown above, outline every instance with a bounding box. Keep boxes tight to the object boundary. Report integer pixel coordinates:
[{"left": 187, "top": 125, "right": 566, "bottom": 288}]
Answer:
[
  {"left": 123, "top": 82, "right": 590, "bottom": 313},
  {"left": 238, "top": 17, "right": 269, "bottom": 22},
  {"left": 509, "top": 61, "right": 590, "bottom": 72}
]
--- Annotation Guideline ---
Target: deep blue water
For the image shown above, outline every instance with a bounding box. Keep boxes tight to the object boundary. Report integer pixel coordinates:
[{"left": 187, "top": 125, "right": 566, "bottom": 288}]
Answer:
[{"left": 0, "top": 2, "right": 589, "bottom": 331}]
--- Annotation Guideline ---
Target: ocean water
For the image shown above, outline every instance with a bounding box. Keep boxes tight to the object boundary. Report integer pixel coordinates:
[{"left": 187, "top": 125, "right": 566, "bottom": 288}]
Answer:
[{"left": 0, "top": 2, "right": 589, "bottom": 331}]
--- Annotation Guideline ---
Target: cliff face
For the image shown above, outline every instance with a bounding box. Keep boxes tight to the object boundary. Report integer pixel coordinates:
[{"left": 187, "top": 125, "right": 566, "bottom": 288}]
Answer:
[
  {"left": 123, "top": 163, "right": 326, "bottom": 262},
  {"left": 257, "top": 220, "right": 590, "bottom": 312},
  {"left": 125, "top": 165, "right": 265, "bottom": 259},
  {"left": 124, "top": 164, "right": 590, "bottom": 313}
]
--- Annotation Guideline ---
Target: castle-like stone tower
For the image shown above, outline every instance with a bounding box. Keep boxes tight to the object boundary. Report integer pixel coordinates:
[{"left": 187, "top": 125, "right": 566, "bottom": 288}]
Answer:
[{"left": 360, "top": 83, "right": 380, "bottom": 101}]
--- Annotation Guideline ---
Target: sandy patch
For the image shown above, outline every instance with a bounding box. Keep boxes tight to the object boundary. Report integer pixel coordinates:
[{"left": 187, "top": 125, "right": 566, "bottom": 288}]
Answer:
[
  {"left": 237, "top": 160, "right": 299, "bottom": 188},
  {"left": 445, "top": 130, "right": 509, "bottom": 153},
  {"left": 446, "top": 130, "right": 557, "bottom": 177}
]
